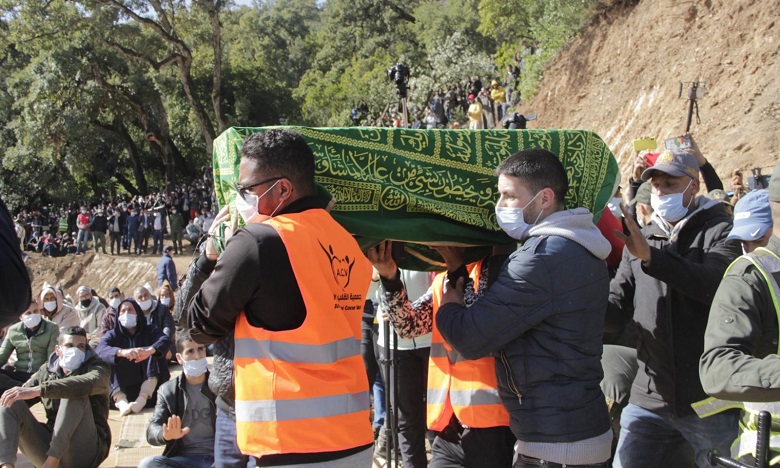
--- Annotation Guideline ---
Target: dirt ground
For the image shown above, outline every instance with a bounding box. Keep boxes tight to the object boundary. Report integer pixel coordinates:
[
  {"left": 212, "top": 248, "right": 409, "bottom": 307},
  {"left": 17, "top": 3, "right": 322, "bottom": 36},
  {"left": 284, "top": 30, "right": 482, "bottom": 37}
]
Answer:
[
  {"left": 522, "top": 0, "right": 780, "bottom": 187},
  {"left": 25, "top": 245, "right": 198, "bottom": 300}
]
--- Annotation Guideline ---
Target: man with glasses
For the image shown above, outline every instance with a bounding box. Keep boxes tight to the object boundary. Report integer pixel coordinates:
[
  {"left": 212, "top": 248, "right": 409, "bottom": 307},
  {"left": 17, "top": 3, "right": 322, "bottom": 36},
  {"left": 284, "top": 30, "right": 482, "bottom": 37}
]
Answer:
[{"left": 181, "top": 129, "right": 373, "bottom": 467}]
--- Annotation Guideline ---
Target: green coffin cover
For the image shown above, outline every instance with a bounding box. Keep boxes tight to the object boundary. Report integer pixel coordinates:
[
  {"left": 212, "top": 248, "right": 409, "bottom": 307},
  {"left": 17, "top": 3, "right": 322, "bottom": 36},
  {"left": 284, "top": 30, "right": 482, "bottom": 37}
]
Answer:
[{"left": 212, "top": 126, "right": 618, "bottom": 270}]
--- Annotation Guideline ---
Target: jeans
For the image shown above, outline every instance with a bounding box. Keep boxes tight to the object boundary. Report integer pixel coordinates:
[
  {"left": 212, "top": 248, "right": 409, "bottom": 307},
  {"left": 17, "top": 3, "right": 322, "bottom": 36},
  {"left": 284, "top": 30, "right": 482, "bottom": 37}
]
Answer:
[
  {"left": 76, "top": 229, "right": 90, "bottom": 253},
  {"left": 215, "top": 407, "right": 255, "bottom": 468},
  {"left": 131, "top": 230, "right": 142, "bottom": 254},
  {"left": 379, "top": 345, "right": 430, "bottom": 468},
  {"left": 373, "top": 372, "right": 386, "bottom": 428},
  {"left": 614, "top": 403, "right": 738, "bottom": 468},
  {"left": 152, "top": 229, "right": 164, "bottom": 254},
  {"left": 139, "top": 454, "right": 214, "bottom": 468}
]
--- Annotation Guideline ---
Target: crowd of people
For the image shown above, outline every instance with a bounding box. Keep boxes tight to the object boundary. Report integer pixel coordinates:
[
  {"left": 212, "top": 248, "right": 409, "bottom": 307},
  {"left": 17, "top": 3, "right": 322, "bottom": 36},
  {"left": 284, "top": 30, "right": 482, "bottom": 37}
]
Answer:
[
  {"left": 352, "top": 62, "right": 528, "bottom": 131},
  {"left": 13, "top": 178, "right": 218, "bottom": 259},
  {"left": 0, "top": 125, "right": 777, "bottom": 468}
]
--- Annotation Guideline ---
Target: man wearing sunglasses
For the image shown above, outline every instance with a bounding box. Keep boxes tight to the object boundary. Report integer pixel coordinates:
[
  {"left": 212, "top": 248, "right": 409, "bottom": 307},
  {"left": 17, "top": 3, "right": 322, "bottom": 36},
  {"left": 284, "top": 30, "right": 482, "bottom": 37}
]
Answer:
[{"left": 181, "top": 129, "right": 373, "bottom": 467}]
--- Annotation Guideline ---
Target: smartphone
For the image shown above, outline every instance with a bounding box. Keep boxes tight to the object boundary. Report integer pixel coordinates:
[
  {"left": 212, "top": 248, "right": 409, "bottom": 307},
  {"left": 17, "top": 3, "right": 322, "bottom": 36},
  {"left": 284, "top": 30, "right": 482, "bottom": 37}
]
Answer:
[
  {"left": 633, "top": 137, "right": 657, "bottom": 152},
  {"left": 664, "top": 135, "right": 692, "bottom": 150}
]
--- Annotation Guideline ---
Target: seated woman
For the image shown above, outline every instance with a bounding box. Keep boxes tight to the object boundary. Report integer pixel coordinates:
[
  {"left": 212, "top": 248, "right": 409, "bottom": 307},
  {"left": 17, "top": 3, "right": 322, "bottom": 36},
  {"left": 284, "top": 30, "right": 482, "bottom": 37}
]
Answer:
[
  {"left": 40, "top": 283, "right": 79, "bottom": 332},
  {"left": 96, "top": 298, "right": 172, "bottom": 416},
  {"left": 0, "top": 298, "right": 59, "bottom": 393},
  {"left": 74, "top": 285, "right": 106, "bottom": 347}
]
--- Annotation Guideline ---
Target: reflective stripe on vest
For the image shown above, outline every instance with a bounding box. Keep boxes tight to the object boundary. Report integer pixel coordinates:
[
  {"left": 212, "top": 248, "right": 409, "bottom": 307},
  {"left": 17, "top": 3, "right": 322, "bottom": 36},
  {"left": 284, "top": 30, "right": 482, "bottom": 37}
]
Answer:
[
  {"left": 236, "top": 392, "right": 371, "bottom": 422},
  {"left": 427, "top": 259, "right": 509, "bottom": 431},
  {"left": 233, "top": 209, "right": 373, "bottom": 459},
  {"left": 693, "top": 248, "right": 780, "bottom": 419},
  {"left": 234, "top": 336, "right": 360, "bottom": 364}
]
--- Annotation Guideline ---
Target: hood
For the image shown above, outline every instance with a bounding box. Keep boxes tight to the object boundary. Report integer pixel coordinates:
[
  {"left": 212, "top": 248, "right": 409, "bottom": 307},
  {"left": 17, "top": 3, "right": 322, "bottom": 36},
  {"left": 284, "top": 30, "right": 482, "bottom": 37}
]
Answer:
[
  {"left": 75, "top": 296, "right": 100, "bottom": 316},
  {"left": 527, "top": 207, "right": 612, "bottom": 260},
  {"left": 48, "top": 344, "right": 98, "bottom": 374},
  {"left": 40, "top": 283, "right": 63, "bottom": 315},
  {"left": 115, "top": 298, "right": 148, "bottom": 333}
]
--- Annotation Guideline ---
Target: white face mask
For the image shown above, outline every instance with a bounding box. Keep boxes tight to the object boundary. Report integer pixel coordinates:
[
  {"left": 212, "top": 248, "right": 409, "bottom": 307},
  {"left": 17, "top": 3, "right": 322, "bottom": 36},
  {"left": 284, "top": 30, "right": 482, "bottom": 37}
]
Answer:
[
  {"left": 119, "top": 313, "right": 137, "bottom": 329},
  {"left": 138, "top": 299, "right": 153, "bottom": 312},
  {"left": 160, "top": 297, "right": 171, "bottom": 306},
  {"left": 43, "top": 301, "right": 58, "bottom": 312},
  {"left": 608, "top": 197, "right": 623, "bottom": 218},
  {"left": 650, "top": 179, "right": 693, "bottom": 223},
  {"left": 22, "top": 313, "right": 42, "bottom": 329},
  {"left": 235, "top": 179, "right": 282, "bottom": 224},
  {"left": 110, "top": 298, "right": 121, "bottom": 310},
  {"left": 182, "top": 357, "right": 209, "bottom": 377},
  {"left": 60, "top": 347, "right": 85, "bottom": 372},
  {"left": 494, "top": 190, "right": 543, "bottom": 241}
]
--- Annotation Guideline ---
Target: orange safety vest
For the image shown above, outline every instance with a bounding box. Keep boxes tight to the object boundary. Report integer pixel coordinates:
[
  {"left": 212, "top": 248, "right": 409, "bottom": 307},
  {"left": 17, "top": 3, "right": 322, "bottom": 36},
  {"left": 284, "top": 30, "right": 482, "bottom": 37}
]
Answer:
[
  {"left": 428, "top": 259, "right": 510, "bottom": 431},
  {"left": 233, "top": 209, "right": 373, "bottom": 459}
]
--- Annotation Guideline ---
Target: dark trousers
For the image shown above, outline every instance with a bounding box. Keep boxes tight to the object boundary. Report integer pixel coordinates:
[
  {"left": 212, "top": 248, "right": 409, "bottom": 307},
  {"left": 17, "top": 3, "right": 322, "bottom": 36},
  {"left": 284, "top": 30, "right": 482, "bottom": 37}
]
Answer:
[
  {"left": 152, "top": 229, "right": 164, "bottom": 254},
  {"left": 130, "top": 231, "right": 142, "bottom": 253},
  {"left": 0, "top": 369, "right": 33, "bottom": 394},
  {"left": 379, "top": 345, "right": 430, "bottom": 468},
  {"left": 141, "top": 228, "right": 151, "bottom": 252},
  {"left": 430, "top": 425, "right": 516, "bottom": 468},
  {"left": 109, "top": 231, "right": 122, "bottom": 254}
]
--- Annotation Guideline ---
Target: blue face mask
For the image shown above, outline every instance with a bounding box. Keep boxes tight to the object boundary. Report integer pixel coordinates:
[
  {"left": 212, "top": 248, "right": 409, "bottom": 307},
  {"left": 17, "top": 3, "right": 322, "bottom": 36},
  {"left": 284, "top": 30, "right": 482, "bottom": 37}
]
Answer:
[
  {"left": 650, "top": 179, "right": 693, "bottom": 223},
  {"left": 494, "top": 190, "right": 543, "bottom": 240},
  {"left": 182, "top": 357, "right": 208, "bottom": 377}
]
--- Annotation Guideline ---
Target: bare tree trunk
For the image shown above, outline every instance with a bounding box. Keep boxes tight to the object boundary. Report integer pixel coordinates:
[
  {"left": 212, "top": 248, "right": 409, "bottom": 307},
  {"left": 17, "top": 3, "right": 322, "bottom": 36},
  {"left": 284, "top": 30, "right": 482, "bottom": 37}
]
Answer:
[
  {"left": 204, "top": 0, "right": 228, "bottom": 133},
  {"left": 113, "top": 119, "right": 149, "bottom": 195}
]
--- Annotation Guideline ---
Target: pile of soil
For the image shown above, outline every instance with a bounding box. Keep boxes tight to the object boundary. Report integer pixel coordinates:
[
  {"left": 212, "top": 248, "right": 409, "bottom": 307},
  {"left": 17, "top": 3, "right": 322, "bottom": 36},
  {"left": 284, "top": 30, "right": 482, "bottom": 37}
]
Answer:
[{"left": 522, "top": 0, "right": 780, "bottom": 187}]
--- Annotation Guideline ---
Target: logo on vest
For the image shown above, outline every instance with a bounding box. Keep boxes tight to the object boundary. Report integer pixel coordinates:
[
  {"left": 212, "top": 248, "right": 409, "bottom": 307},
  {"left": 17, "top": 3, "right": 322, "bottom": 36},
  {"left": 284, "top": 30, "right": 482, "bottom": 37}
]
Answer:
[{"left": 319, "top": 241, "right": 356, "bottom": 289}]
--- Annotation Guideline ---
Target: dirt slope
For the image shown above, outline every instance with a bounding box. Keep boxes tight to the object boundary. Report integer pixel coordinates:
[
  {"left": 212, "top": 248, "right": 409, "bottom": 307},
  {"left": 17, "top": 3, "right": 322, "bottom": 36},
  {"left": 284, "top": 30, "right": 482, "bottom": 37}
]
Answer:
[
  {"left": 26, "top": 251, "right": 196, "bottom": 299},
  {"left": 523, "top": 0, "right": 780, "bottom": 187}
]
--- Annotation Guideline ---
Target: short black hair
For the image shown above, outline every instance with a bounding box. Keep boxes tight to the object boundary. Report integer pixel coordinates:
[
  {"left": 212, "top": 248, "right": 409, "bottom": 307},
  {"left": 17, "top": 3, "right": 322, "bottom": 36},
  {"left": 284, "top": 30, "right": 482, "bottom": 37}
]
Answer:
[
  {"left": 60, "top": 326, "right": 88, "bottom": 342},
  {"left": 175, "top": 330, "right": 194, "bottom": 354},
  {"left": 241, "top": 129, "right": 315, "bottom": 194},
  {"left": 496, "top": 149, "right": 569, "bottom": 206}
]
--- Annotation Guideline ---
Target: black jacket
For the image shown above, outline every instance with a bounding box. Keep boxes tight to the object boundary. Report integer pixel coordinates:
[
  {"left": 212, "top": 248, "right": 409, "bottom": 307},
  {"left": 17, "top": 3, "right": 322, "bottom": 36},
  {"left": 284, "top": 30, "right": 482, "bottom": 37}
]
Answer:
[
  {"left": 0, "top": 197, "right": 31, "bottom": 325},
  {"left": 606, "top": 198, "right": 740, "bottom": 416},
  {"left": 146, "top": 372, "right": 216, "bottom": 458}
]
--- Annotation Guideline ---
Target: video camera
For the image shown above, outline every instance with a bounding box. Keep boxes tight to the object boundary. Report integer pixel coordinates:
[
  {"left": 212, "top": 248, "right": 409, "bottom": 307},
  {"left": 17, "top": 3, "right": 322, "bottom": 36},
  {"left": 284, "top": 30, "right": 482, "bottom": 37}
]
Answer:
[
  {"left": 387, "top": 63, "right": 410, "bottom": 99},
  {"left": 502, "top": 112, "right": 536, "bottom": 130}
]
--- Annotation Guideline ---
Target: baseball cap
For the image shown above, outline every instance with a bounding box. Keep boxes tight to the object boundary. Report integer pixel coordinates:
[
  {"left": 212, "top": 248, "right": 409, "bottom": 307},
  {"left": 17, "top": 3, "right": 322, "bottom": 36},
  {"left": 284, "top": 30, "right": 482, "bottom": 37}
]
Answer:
[
  {"left": 769, "top": 164, "right": 780, "bottom": 202},
  {"left": 640, "top": 150, "right": 699, "bottom": 181},
  {"left": 629, "top": 182, "right": 652, "bottom": 206},
  {"left": 727, "top": 189, "right": 772, "bottom": 241}
]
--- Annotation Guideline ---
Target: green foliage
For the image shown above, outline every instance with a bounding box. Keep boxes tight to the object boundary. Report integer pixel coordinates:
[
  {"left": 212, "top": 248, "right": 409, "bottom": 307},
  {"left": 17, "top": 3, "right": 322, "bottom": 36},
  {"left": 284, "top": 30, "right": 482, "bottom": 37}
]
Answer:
[{"left": 0, "top": 0, "right": 598, "bottom": 211}]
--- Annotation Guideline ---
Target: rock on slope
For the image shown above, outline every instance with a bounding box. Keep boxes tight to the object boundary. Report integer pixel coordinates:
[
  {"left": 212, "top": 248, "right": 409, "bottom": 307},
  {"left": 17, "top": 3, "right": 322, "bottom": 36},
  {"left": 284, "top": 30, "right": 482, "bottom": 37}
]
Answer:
[{"left": 523, "top": 0, "right": 780, "bottom": 187}]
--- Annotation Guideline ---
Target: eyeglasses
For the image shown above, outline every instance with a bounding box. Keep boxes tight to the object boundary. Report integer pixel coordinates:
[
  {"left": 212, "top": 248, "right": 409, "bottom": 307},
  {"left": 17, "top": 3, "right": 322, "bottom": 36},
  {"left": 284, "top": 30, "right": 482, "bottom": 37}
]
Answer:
[{"left": 235, "top": 177, "right": 283, "bottom": 202}]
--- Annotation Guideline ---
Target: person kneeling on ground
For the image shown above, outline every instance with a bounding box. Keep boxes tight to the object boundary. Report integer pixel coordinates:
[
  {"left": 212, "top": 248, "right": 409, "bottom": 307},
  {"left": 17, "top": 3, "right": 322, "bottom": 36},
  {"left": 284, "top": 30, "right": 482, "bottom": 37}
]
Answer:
[
  {"left": 139, "top": 335, "right": 215, "bottom": 468},
  {"left": 0, "top": 326, "right": 112, "bottom": 468},
  {"left": 96, "top": 298, "right": 172, "bottom": 417}
]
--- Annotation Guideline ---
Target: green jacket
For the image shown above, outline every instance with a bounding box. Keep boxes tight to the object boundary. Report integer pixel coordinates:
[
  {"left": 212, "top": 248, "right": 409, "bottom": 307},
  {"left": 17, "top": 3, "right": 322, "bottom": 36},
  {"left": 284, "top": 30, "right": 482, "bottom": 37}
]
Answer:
[
  {"left": 169, "top": 212, "right": 185, "bottom": 234},
  {"left": 0, "top": 319, "right": 59, "bottom": 374},
  {"left": 25, "top": 347, "right": 112, "bottom": 461},
  {"left": 700, "top": 235, "right": 780, "bottom": 402}
]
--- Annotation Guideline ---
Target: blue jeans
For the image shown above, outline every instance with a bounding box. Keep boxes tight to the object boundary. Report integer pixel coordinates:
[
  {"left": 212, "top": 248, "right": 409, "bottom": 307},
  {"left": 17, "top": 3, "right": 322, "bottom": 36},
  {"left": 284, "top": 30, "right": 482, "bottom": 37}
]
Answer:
[
  {"left": 215, "top": 407, "right": 255, "bottom": 468},
  {"left": 76, "top": 229, "right": 90, "bottom": 253},
  {"left": 614, "top": 403, "right": 739, "bottom": 468},
  {"left": 373, "top": 370, "right": 386, "bottom": 428},
  {"left": 138, "top": 454, "right": 214, "bottom": 468}
]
